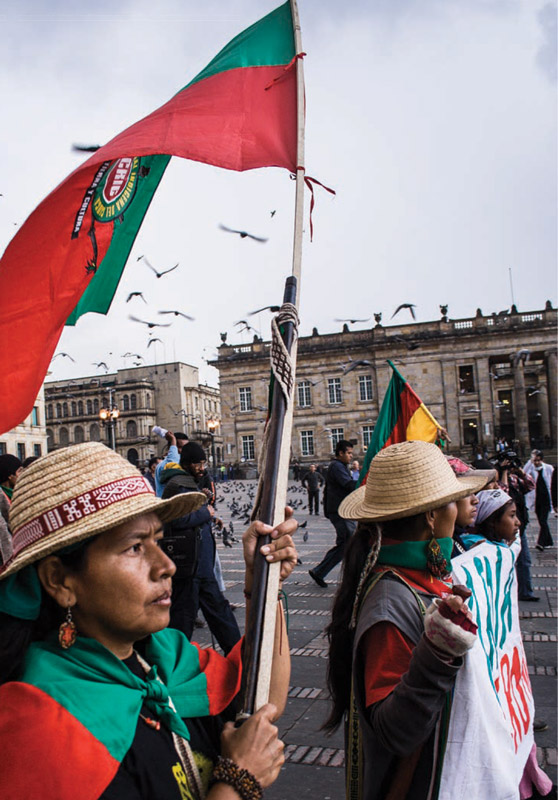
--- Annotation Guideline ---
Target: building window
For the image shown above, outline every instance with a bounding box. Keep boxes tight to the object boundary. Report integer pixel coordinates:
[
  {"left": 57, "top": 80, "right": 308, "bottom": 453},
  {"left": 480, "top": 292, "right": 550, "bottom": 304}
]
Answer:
[
  {"left": 74, "top": 426, "right": 84, "bottom": 444},
  {"left": 297, "top": 381, "right": 312, "bottom": 408},
  {"left": 462, "top": 418, "right": 478, "bottom": 446},
  {"left": 89, "top": 423, "right": 101, "bottom": 442},
  {"left": 122, "top": 395, "right": 130, "bottom": 411},
  {"left": 86, "top": 399, "right": 93, "bottom": 415},
  {"left": 62, "top": 403, "right": 68, "bottom": 417},
  {"left": 330, "top": 427, "right": 344, "bottom": 449},
  {"left": 71, "top": 402, "right": 77, "bottom": 417},
  {"left": 33, "top": 444, "right": 42, "bottom": 457},
  {"left": 59, "top": 428, "right": 69, "bottom": 447},
  {"left": 300, "top": 430, "right": 314, "bottom": 456},
  {"left": 56, "top": 403, "right": 62, "bottom": 419},
  {"left": 146, "top": 394, "right": 151, "bottom": 409},
  {"left": 78, "top": 400, "right": 84, "bottom": 415},
  {"left": 497, "top": 390, "right": 513, "bottom": 413},
  {"left": 239, "top": 387, "right": 253, "bottom": 412},
  {"left": 31, "top": 406, "right": 39, "bottom": 426},
  {"left": 93, "top": 398, "right": 99, "bottom": 414},
  {"left": 327, "top": 378, "right": 342, "bottom": 405},
  {"left": 459, "top": 365, "right": 475, "bottom": 393},
  {"left": 130, "top": 394, "right": 137, "bottom": 410},
  {"left": 241, "top": 435, "right": 255, "bottom": 460},
  {"left": 358, "top": 375, "right": 373, "bottom": 402},
  {"left": 17, "top": 443, "right": 26, "bottom": 461},
  {"left": 126, "top": 420, "right": 138, "bottom": 438},
  {"left": 362, "top": 425, "right": 374, "bottom": 448},
  {"left": 46, "top": 429, "right": 54, "bottom": 450},
  {"left": 0, "top": 443, "right": 6, "bottom": 456},
  {"left": 47, "top": 404, "right": 53, "bottom": 420}
]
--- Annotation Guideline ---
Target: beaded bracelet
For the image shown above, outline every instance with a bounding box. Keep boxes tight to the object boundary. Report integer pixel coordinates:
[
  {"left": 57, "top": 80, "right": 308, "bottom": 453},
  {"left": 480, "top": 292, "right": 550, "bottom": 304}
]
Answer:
[{"left": 210, "top": 756, "right": 263, "bottom": 800}]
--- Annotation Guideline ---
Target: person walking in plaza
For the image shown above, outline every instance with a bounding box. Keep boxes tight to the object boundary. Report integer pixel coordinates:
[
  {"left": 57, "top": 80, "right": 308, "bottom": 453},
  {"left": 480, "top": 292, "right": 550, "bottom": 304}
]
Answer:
[
  {"left": 302, "top": 464, "right": 324, "bottom": 515},
  {"left": 309, "top": 440, "right": 356, "bottom": 588},
  {"left": 524, "top": 451, "right": 555, "bottom": 550},
  {"left": 0, "top": 443, "right": 297, "bottom": 799}
]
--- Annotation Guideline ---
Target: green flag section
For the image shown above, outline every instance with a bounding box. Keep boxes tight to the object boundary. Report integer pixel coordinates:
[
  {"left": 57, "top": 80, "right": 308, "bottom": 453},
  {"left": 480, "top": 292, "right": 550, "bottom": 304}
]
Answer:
[
  {"left": 358, "top": 361, "right": 442, "bottom": 486},
  {"left": 0, "top": 2, "right": 299, "bottom": 434},
  {"left": 0, "top": 629, "right": 242, "bottom": 798}
]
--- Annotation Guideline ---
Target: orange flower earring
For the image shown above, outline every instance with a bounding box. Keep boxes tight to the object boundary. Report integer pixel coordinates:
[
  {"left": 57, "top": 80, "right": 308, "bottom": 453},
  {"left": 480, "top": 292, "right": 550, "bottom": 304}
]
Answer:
[{"left": 59, "top": 606, "right": 77, "bottom": 649}]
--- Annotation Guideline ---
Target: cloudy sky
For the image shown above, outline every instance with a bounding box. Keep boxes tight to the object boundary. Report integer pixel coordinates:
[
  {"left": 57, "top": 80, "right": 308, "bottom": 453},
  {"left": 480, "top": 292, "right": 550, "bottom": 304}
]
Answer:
[{"left": 1, "top": 0, "right": 556, "bottom": 389}]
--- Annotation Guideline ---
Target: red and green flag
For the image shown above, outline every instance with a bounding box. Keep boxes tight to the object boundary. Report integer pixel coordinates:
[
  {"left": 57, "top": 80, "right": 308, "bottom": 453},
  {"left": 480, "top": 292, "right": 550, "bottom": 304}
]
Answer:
[
  {"left": 0, "top": 2, "right": 300, "bottom": 435},
  {"left": 358, "top": 360, "right": 443, "bottom": 485}
]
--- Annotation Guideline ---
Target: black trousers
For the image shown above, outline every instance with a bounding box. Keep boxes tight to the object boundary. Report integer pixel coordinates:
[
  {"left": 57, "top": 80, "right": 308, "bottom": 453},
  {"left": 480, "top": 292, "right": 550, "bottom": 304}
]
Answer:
[
  {"left": 312, "top": 513, "right": 356, "bottom": 580},
  {"left": 307, "top": 489, "right": 320, "bottom": 514},
  {"left": 169, "top": 573, "right": 241, "bottom": 654},
  {"left": 535, "top": 504, "right": 554, "bottom": 547}
]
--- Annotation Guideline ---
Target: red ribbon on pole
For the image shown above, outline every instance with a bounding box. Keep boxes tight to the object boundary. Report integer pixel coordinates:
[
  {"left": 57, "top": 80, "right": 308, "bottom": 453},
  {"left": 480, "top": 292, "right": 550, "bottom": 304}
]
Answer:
[
  {"left": 265, "top": 52, "right": 307, "bottom": 90},
  {"left": 295, "top": 167, "right": 336, "bottom": 241}
]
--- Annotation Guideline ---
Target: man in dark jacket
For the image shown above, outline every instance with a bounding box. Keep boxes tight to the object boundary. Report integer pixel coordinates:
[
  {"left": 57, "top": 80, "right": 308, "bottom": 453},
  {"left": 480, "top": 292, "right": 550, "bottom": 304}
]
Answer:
[
  {"left": 309, "top": 440, "right": 357, "bottom": 587},
  {"left": 161, "top": 441, "right": 240, "bottom": 653},
  {"left": 302, "top": 464, "right": 324, "bottom": 515}
]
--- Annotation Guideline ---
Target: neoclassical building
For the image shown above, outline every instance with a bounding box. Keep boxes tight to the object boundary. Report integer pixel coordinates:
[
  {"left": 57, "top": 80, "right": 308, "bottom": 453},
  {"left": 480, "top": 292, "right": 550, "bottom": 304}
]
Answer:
[
  {"left": 210, "top": 303, "right": 557, "bottom": 467},
  {"left": 45, "top": 362, "right": 222, "bottom": 468},
  {"left": 0, "top": 387, "right": 48, "bottom": 461}
]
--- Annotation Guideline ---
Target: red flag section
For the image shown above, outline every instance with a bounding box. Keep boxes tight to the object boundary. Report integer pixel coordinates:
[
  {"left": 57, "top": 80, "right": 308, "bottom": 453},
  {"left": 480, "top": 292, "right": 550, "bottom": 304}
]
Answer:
[{"left": 0, "top": 2, "right": 297, "bottom": 434}]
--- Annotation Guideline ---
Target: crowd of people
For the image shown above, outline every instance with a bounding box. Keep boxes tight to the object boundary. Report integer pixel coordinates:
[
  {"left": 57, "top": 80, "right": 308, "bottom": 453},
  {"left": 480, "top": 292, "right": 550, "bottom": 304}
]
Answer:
[{"left": 0, "top": 433, "right": 555, "bottom": 798}]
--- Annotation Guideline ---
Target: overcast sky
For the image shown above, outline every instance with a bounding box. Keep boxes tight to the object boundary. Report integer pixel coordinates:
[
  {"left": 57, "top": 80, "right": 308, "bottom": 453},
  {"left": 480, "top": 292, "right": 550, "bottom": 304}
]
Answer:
[{"left": 1, "top": 0, "right": 556, "bottom": 390}]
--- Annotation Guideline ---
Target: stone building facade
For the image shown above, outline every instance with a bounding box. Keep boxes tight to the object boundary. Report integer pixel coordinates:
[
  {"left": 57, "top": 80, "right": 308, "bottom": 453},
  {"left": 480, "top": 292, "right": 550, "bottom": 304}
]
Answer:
[
  {"left": 0, "top": 387, "right": 48, "bottom": 461},
  {"left": 45, "top": 362, "right": 222, "bottom": 468},
  {"left": 210, "top": 304, "right": 557, "bottom": 467}
]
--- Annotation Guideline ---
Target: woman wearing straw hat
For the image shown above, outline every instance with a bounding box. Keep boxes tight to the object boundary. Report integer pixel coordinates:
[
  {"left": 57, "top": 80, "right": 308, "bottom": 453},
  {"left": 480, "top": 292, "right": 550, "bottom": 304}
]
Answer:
[
  {"left": 0, "top": 443, "right": 297, "bottom": 800},
  {"left": 324, "top": 440, "right": 490, "bottom": 800}
]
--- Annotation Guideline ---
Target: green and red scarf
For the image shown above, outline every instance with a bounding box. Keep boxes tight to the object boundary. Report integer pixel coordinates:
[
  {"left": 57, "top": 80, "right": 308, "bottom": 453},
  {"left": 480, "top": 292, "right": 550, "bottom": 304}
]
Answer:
[{"left": 0, "top": 627, "right": 242, "bottom": 799}]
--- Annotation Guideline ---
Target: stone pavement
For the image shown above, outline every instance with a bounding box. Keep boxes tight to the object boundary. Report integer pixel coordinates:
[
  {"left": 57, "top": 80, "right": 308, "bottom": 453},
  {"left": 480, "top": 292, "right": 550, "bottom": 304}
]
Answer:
[{"left": 191, "top": 480, "right": 557, "bottom": 798}]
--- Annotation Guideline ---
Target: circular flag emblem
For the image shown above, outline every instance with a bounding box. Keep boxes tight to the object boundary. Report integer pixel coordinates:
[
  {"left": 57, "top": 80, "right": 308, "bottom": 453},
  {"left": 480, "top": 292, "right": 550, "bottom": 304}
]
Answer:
[{"left": 92, "top": 157, "right": 141, "bottom": 222}]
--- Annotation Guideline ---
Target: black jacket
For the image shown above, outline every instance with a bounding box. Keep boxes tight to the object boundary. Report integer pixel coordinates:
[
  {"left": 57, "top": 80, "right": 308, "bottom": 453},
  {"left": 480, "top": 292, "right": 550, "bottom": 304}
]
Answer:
[{"left": 324, "top": 458, "right": 356, "bottom": 515}]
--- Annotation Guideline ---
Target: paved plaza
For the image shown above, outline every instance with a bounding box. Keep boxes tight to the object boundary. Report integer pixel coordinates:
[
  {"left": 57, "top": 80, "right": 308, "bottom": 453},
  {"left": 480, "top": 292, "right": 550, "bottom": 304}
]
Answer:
[{"left": 191, "top": 480, "right": 558, "bottom": 798}]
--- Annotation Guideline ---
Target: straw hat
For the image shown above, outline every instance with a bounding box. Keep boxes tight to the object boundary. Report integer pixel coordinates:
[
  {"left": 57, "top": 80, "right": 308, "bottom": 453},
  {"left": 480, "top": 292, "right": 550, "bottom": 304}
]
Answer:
[
  {"left": 2, "top": 442, "right": 206, "bottom": 579},
  {"left": 339, "top": 440, "right": 491, "bottom": 521}
]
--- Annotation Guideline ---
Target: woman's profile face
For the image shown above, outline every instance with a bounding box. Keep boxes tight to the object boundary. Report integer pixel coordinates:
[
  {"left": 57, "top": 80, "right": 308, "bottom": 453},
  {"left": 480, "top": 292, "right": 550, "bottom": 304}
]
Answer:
[
  {"left": 66, "top": 512, "right": 176, "bottom": 658},
  {"left": 455, "top": 493, "right": 479, "bottom": 528},
  {"left": 493, "top": 503, "right": 520, "bottom": 544}
]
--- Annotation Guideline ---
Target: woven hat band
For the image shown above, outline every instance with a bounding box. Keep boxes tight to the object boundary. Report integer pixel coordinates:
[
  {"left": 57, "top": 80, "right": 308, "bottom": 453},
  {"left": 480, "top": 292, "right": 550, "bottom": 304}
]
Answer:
[{"left": 12, "top": 476, "right": 154, "bottom": 557}]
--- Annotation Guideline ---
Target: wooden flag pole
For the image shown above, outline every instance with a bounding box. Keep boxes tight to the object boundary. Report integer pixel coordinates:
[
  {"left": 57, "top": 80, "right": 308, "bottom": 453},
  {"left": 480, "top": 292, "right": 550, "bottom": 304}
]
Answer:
[{"left": 237, "top": 0, "right": 306, "bottom": 719}]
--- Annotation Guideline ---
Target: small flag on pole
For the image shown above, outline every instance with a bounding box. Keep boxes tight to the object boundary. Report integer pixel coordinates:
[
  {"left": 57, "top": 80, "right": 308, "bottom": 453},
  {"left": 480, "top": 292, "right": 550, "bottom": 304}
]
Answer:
[{"left": 358, "top": 360, "right": 444, "bottom": 485}]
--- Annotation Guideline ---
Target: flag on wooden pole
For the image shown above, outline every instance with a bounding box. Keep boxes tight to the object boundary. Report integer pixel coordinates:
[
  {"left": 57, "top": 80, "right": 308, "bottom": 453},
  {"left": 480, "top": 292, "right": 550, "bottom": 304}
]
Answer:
[{"left": 0, "top": 2, "right": 298, "bottom": 435}]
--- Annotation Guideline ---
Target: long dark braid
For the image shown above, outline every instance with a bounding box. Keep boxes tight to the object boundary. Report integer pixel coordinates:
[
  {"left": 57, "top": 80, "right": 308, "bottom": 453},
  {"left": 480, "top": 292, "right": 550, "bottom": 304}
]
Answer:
[{"left": 323, "top": 521, "right": 380, "bottom": 732}]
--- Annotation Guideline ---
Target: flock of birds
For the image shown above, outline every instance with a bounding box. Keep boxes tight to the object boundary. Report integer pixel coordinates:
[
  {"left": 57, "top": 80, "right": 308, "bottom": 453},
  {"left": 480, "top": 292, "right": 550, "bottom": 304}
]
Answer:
[{"left": 212, "top": 482, "right": 312, "bottom": 549}]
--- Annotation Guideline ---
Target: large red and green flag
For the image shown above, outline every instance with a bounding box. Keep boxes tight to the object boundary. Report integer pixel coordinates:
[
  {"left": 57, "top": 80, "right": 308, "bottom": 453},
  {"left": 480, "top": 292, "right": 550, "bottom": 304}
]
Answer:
[
  {"left": 0, "top": 2, "right": 299, "bottom": 435},
  {"left": 358, "top": 360, "right": 443, "bottom": 485}
]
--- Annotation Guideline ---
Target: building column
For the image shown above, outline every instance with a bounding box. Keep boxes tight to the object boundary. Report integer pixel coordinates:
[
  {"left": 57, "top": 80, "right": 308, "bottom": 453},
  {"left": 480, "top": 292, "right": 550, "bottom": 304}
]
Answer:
[
  {"left": 475, "top": 356, "right": 494, "bottom": 449},
  {"left": 546, "top": 350, "right": 557, "bottom": 446},
  {"left": 536, "top": 386, "right": 551, "bottom": 441},
  {"left": 512, "top": 357, "right": 530, "bottom": 453}
]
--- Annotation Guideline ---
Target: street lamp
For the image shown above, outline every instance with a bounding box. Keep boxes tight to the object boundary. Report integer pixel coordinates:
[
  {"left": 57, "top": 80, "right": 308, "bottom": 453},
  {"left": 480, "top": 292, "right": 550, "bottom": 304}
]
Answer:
[
  {"left": 207, "top": 417, "right": 219, "bottom": 480},
  {"left": 99, "top": 389, "right": 120, "bottom": 450}
]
